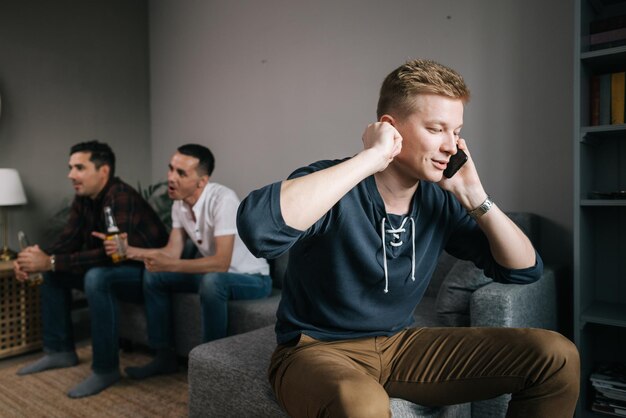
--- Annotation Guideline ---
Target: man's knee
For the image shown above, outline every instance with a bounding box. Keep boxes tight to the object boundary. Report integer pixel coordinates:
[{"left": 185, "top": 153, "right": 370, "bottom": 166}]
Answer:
[
  {"left": 83, "top": 267, "right": 110, "bottom": 295},
  {"left": 549, "top": 331, "right": 580, "bottom": 387},
  {"left": 143, "top": 270, "right": 166, "bottom": 290},
  {"left": 199, "top": 273, "right": 227, "bottom": 299},
  {"left": 528, "top": 329, "right": 580, "bottom": 388},
  {"left": 531, "top": 330, "right": 578, "bottom": 364},
  {"left": 143, "top": 270, "right": 156, "bottom": 286}
]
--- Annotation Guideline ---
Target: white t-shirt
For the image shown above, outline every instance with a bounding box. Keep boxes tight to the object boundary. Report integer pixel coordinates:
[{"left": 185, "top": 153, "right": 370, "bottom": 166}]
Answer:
[{"left": 171, "top": 182, "right": 269, "bottom": 275}]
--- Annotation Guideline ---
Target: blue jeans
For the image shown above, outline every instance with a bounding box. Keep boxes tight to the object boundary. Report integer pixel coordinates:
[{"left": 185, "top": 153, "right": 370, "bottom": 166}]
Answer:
[
  {"left": 41, "top": 265, "right": 143, "bottom": 373},
  {"left": 142, "top": 271, "right": 272, "bottom": 348}
]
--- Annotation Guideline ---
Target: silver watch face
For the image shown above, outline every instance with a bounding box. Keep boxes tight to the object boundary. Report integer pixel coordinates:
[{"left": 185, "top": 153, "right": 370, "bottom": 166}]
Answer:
[{"left": 469, "top": 197, "right": 493, "bottom": 219}]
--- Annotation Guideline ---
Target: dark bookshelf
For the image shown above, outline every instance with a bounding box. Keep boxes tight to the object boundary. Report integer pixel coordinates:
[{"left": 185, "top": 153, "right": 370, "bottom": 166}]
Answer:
[{"left": 575, "top": 1, "right": 626, "bottom": 416}]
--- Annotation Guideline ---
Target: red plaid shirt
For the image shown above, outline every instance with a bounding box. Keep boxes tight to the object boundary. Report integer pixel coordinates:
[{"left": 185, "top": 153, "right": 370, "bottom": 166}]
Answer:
[{"left": 44, "top": 177, "right": 169, "bottom": 274}]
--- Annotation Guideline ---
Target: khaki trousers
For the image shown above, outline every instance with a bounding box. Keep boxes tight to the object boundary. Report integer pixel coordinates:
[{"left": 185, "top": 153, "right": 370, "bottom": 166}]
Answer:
[{"left": 269, "top": 327, "right": 579, "bottom": 418}]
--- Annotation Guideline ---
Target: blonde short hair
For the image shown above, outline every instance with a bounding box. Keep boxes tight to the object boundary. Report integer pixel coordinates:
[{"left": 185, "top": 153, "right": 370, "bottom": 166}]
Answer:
[{"left": 376, "top": 59, "right": 470, "bottom": 120}]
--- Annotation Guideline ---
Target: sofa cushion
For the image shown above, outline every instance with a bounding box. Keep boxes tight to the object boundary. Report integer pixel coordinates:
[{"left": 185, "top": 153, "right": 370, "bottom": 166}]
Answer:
[
  {"left": 413, "top": 295, "right": 444, "bottom": 327},
  {"left": 171, "top": 289, "right": 281, "bottom": 356},
  {"left": 119, "top": 288, "right": 281, "bottom": 357},
  {"left": 227, "top": 290, "right": 281, "bottom": 335},
  {"left": 189, "top": 325, "right": 285, "bottom": 417}
]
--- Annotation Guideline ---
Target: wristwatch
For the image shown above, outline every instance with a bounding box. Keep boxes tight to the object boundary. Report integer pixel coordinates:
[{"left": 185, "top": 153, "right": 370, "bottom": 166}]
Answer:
[
  {"left": 467, "top": 196, "right": 494, "bottom": 220},
  {"left": 50, "top": 255, "right": 56, "bottom": 272}
]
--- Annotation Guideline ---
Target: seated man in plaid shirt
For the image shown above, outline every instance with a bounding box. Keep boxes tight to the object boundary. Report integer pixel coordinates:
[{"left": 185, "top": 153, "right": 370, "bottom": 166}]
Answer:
[{"left": 14, "top": 140, "right": 168, "bottom": 398}]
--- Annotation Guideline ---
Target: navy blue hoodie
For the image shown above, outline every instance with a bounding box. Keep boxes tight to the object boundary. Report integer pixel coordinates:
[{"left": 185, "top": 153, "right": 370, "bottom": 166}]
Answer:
[{"left": 237, "top": 159, "right": 543, "bottom": 344}]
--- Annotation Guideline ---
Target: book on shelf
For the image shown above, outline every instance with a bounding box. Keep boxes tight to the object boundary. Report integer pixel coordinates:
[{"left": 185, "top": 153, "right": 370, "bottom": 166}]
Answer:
[
  {"left": 600, "top": 73, "right": 612, "bottom": 125},
  {"left": 591, "top": 362, "right": 626, "bottom": 386},
  {"left": 590, "top": 14, "right": 626, "bottom": 34},
  {"left": 592, "top": 394, "right": 626, "bottom": 417},
  {"left": 589, "top": 72, "right": 621, "bottom": 126},
  {"left": 590, "top": 362, "right": 626, "bottom": 416},
  {"left": 589, "top": 29, "right": 626, "bottom": 50},
  {"left": 593, "top": 375, "right": 626, "bottom": 394},
  {"left": 592, "top": 75, "right": 601, "bottom": 126},
  {"left": 592, "top": 403, "right": 626, "bottom": 417},
  {"left": 590, "top": 28, "right": 626, "bottom": 50},
  {"left": 611, "top": 72, "right": 625, "bottom": 125},
  {"left": 596, "top": 387, "right": 626, "bottom": 402},
  {"left": 589, "top": 13, "right": 626, "bottom": 51}
]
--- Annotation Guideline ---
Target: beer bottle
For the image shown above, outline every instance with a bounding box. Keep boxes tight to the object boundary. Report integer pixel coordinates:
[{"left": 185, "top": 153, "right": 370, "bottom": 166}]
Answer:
[
  {"left": 103, "top": 206, "right": 126, "bottom": 263},
  {"left": 17, "top": 230, "right": 44, "bottom": 286}
]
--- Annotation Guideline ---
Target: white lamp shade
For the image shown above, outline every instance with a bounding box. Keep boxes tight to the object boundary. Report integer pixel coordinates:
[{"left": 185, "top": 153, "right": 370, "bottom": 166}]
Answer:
[{"left": 0, "top": 168, "right": 28, "bottom": 206}]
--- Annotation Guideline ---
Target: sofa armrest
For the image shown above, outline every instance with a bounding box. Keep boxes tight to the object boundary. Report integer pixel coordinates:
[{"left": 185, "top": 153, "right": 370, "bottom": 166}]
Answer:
[
  {"left": 470, "top": 266, "right": 557, "bottom": 329},
  {"left": 188, "top": 326, "right": 287, "bottom": 417}
]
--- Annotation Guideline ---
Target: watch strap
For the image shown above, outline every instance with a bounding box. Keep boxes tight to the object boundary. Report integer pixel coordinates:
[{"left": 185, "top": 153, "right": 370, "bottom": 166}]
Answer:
[{"left": 467, "top": 196, "right": 494, "bottom": 220}]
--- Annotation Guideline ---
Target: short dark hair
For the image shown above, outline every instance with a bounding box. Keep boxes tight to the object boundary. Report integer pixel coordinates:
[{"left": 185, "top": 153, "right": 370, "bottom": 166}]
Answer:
[
  {"left": 177, "top": 144, "right": 215, "bottom": 176},
  {"left": 70, "top": 140, "right": 116, "bottom": 178}
]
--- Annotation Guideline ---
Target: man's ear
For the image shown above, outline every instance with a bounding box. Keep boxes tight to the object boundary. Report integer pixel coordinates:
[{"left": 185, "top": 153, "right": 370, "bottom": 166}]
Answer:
[
  {"left": 198, "top": 175, "right": 210, "bottom": 188},
  {"left": 380, "top": 114, "right": 396, "bottom": 126},
  {"left": 99, "top": 164, "right": 111, "bottom": 178}
]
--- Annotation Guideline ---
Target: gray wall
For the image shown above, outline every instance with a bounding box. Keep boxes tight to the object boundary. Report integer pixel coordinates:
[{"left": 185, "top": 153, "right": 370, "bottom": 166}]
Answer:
[
  {"left": 149, "top": 0, "right": 574, "bottom": 266},
  {"left": 0, "top": 1, "right": 574, "bottom": 266},
  {"left": 0, "top": 0, "right": 151, "bottom": 248}
]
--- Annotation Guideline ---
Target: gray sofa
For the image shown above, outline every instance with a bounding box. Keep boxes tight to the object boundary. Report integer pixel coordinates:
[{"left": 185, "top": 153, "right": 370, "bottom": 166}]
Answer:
[
  {"left": 118, "top": 287, "right": 282, "bottom": 357},
  {"left": 186, "top": 213, "right": 560, "bottom": 418},
  {"left": 118, "top": 239, "right": 286, "bottom": 357}
]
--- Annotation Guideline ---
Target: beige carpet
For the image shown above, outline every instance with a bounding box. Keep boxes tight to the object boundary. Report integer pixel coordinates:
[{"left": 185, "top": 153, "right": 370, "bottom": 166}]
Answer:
[{"left": 0, "top": 346, "right": 188, "bottom": 417}]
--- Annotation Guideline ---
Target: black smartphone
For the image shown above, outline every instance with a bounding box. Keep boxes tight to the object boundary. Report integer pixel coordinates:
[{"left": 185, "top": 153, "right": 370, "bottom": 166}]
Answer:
[{"left": 443, "top": 148, "right": 468, "bottom": 178}]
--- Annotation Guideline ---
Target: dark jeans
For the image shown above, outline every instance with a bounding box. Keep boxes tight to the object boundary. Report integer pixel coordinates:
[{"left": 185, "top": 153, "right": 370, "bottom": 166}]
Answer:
[
  {"left": 142, "top": 271, "right": 272, "bottom": 348},
  {"left": 41, "top": 265, "right": 143, "bottom": 373}
]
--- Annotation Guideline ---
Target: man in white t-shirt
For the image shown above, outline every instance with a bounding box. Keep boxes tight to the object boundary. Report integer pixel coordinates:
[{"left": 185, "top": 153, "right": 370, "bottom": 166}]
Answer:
[{"left": 98, "top": 144, "right": 271, "bottom": 379}]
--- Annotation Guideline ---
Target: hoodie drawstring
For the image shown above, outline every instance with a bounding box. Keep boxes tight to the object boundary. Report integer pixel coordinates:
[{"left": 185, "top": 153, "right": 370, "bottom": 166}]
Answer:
[{"left": 380, "top": 217, "right": 416, "bottom": 293}]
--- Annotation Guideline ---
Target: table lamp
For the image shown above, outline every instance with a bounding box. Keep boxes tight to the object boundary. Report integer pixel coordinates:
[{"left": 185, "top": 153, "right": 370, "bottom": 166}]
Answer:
[{"left": 0, "top": 168, "right": 28, "bottom": 261}]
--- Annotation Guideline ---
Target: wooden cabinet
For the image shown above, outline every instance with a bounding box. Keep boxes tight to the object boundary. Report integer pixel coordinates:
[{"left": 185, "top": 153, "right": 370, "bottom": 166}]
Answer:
[{"left": 0, "top": 260, "right": 43, "bottom": 359}]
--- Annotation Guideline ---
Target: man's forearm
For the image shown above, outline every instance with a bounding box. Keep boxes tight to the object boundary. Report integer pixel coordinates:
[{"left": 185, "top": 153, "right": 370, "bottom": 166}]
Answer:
[
  {"left": 127, "top": 246, "right": 177, "bottom": 261},
  {"left": 475, "top": 205, "right": 536, "bottom": 269},
  {"left": 281, "top": 149, "right": 381, "bottom": 231},
  {"left": 163, "top": 255, "right": 231, "bottom": 274}
]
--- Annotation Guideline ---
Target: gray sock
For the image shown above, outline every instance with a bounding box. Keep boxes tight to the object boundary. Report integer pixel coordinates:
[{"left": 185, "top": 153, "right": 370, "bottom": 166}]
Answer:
[
  {"left": 17, "top": 351, "right": 79, "bottom": 375},
  {"left": 125, "top": 348, "right": 178, "bottom": 380},
  {"left": 67, "top": 370, "right": 121, "bottom": 399}
]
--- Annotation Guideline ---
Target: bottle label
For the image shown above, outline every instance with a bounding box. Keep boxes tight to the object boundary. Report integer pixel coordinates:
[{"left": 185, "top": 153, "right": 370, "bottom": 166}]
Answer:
[
  {"left": 103, "top": 206, "right": 125, "bottom": 263},
  {"left": 106, "top": 233, "right": 127, "bottom": 263}
]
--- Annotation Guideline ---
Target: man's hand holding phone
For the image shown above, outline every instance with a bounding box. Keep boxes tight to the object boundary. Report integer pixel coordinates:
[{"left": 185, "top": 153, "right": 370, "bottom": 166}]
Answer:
[
  {"left": 438, "top": 139, "right": 488, "bottom": 211},
  {"left": 443, "top": 148, "right": 468, "bottom": 178},
  {"left": 440, "top": 138, "right": 474, "bottom": 184}
]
